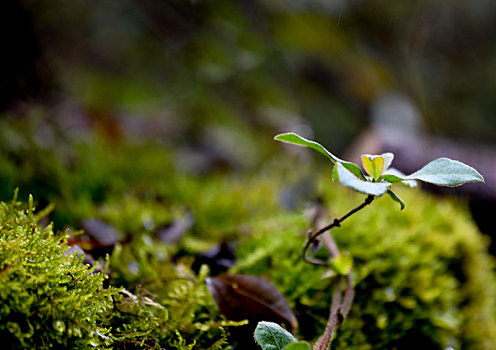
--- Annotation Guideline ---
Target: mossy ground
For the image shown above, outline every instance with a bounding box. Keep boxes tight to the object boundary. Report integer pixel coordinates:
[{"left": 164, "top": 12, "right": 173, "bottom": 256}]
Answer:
[
  {"left": 0, "top": 118, "right": 495, "bottom": 349},
  {"left": 234, "top": 186, "right": 496, "bottom": 349}
]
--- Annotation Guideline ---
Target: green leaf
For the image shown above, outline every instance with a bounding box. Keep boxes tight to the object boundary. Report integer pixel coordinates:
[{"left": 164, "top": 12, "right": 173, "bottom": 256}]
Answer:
[
  {"left": 404, "top": 158, "right": 484, "bottom": 187},
  {"left": 381, "top": 174, "right": 403, "bottom": 183},
  {"left": 332, "top": 163, "right": 339, "bottom": 181},
  {"left": 331, "top": 161, "right": 366, "bottom": 181},
  {"left": 330, "top": 253, "right": 353, "bottom": 275},
  {"left": 285, "top": 342, "right": 312, "bottom": 350},
  {"left": 381, "top": 168, "right": 417, "bottom": 188},
  {"left": 274, "top": 133, "right": 365, "bottom": 180},
  {"left": 254, "top": 321, "right": 297, "bottom": 350},
  {"left": 362, "top": 155, "right": 384, "bottom": 181},
  {"left": 335, "top": 163, "right": 390, "bottom": 196},
  {"left": 274, "top": 133, "right": 339, "bottom": 162},
  {"left": 336, "top": 161, "right": 365, "bottom": 181},
  {"left": 386, "top": 190, "right": 405, "bottom": 210}
]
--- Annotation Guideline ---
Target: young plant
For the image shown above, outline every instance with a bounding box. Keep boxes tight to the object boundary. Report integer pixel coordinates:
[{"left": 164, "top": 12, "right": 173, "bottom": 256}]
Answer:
[{"left": 254, "top": 132, "right": 484, "bottom": 350}]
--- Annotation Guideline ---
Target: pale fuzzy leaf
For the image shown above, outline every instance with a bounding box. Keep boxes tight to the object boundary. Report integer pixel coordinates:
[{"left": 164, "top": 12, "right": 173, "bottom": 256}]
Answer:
[
  {"left": 275, "top": 133, "right": 364, "bottom": 180},
  {"left": 340, "top": 162, "right": 366, "bottom": 180},
  {"left": 335, "top": 163, "right": 390, "bottom": 196},
  {"left": 404, "top": 158, "right": 484, "bottom": 187},
  {"left": 381, "top": 153, "right": 394, "bottom": 170},
  {"left": 254, "top": 322, "right": 297, "bottom": 350},
  {"left": 387, "top": 189, "right": 405, "bottom": 210},
  {"left": 361, "top": 153, "right": 394, "bottom": 171}
]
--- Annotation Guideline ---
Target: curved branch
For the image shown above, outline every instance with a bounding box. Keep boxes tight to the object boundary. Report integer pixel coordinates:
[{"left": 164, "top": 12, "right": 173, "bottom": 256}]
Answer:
[
  {"left": 304, "top": 195, "right": 375, "bottom": 349},
  {"left": 302, "top": 195, "right": 374, "bottom": 264}
]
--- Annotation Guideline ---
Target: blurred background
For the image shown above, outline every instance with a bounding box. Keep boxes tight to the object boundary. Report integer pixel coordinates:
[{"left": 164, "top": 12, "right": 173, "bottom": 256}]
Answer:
[{"left": 1, "top": 0, "right": 496, "bottom": 243}]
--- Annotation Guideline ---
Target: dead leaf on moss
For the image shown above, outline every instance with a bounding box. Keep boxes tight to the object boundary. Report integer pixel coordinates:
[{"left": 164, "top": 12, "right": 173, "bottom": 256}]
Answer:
[{"left": 206, "top": 274, "right": 297, "bottom": 329}]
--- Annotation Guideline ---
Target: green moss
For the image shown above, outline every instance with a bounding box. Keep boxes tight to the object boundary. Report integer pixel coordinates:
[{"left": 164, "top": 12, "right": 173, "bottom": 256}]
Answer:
[
  {"left": 234, "top": 185, "right": 496, "bottom": 350},
  {"left": 109, "top": 235, "right": 243, "bottom": 349},
  {"left": 1, "top": 118, "right": 495, "bottom": 348},
  {"left": 0, "top": 193, "right": 114, "bottom": 349},
  {"left": 0, "top": 193, "right": 239, "bottom": 349}
]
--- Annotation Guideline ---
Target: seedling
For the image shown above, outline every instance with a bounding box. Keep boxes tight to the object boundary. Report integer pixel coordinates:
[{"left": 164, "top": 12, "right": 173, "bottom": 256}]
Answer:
[{"left": 254, "top": 132, "right": 484, "bottom": 350}]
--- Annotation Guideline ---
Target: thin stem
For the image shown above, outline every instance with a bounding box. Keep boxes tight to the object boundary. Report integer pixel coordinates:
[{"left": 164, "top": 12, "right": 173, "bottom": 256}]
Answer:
[
  {"left": 340, "top": 275, "right": 354, "bottom": 318},
  {"left": 304, "top": 195, "right": 375, "bottom": 350},
  {"left": 302, "top": 195, "right": 374, "bottom": 265},
  {"left": 321, "top": 231, "right": 339, "bottom": 258},
  {"left": 314, "top": 277, "right": 344, "bottom": 350},
  {"left": 313, "top": 272, "right": 355, "bottom": 350}
]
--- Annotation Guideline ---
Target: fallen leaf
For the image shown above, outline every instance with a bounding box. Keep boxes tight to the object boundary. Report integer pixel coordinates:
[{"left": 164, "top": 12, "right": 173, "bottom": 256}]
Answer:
[
  {"left": 64, "top": 244, "right": 96, "bottom": 266},
  {"left": 206, "top": 274, "right": 297, "bottom": 329},
  {"left": 80, "top": 219, "right": 120, "bottom": 247},
  {"left": 155, "top": 212, "right": 194, "bottom": 244}
]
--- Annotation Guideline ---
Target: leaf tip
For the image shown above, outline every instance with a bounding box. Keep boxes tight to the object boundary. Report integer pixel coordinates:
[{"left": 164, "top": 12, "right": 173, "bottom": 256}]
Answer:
[
  {"left": 477, "top": 172, "right": 485, "bottom": 183},
  {"left": 274, "top": 132, "right": 294, "bottom": 142},
  {"left": 387, "top": 190, "right": 405, "bottom": 210}
]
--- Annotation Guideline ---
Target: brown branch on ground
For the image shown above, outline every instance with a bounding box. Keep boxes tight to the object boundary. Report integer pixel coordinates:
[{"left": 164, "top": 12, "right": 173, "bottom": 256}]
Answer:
[{"left": 303, "top": 195, "right": 374, "bottom": 350}]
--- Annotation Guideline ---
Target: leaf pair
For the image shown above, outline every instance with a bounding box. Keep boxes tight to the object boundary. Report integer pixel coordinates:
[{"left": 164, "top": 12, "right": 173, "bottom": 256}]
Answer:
[
  {"left": 254, "top": 321, "right": 311, "bottom": 350},
  {"left": 362, "top": 153, "right": 393, "bottom": 181},
  {"left": 275, "top": 133, "right": 484, "bottom": 209}
]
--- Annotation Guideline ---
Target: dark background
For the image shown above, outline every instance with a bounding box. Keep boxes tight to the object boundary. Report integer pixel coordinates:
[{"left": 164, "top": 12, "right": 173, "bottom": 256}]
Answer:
[
  {"left": 3, "top": 0, "right": 496, "bottom": 144},
  {"left": 2, "top": 0, "right": 496, "bottom": 242}
]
